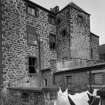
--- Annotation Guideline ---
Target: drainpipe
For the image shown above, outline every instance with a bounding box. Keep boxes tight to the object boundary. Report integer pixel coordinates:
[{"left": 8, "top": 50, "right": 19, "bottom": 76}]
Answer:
[{"left": 38, "top": 35, "right": 42, "bottom": 87}]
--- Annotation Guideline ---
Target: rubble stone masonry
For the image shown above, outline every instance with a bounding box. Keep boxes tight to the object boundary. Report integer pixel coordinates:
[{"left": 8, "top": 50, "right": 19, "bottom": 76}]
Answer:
[
  {"left": 0, "top": 0, "right": 100, "bottom": 87},
  {"left": 70, "top": 7, "right": 91, "bottom": 59},
  {"left": 1, "top": 0, "right": 57, "bottom": 86}
]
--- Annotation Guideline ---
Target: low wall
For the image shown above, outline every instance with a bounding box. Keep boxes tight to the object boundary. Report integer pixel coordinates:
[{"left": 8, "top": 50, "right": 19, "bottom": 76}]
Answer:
[{"left": 0, "top": 87, "right": 58, "bottom": 105}]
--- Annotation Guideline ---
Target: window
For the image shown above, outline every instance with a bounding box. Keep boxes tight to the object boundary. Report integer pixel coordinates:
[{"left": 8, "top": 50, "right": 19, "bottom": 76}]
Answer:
[
  {"left": 21, "top": 92, "right": 29, "bottom": 102},
  {"left": 29, "top": 57, "right": 37, "bottom": 73},
  {"left": 77, "top": 14, "right": 84, "bottom": 25},
  {"left": 93, "top": 73, "right": 104, "bottom": 85},
  {"left": 56, "top": 17, "right": 61, "bottom": 24},
  {"left": 91, "top": 48, "right": 93, "bottom": 59},
  {"left": 48, "top": 14, "right": 55, "bottom": 25},
  {"left": 27, "top": 25, "right": 37, "bottom": 45},
  {"left": 66, "top": 76, "right": 72, "bottom": 92},
  {"left": 44, "top": 79, "right": 47, "bottom": 86},
  {"left": 61, "top": 29, "right": 67, "bottom": 37},
  {"left": 27, "top": 6, "right": 39, "bottom": 17},
  {"left": 49, "top": 34, "right": 56, "bottom": 50}
]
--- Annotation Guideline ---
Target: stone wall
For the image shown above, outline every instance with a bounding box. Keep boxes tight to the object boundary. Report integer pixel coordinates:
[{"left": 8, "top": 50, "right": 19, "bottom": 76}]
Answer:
[
  {"left": 1, "top": 0, "right": 57, "bottom": 86},
  {"left": 56, "top": 4, "right": 93, "bottom": 71},
  {"left": 0, "top": 87, "right": 57, "bottom": 105},
  {"left": 54, "top": 71, "right": 89, "bottom": 93},
  {"left": 56, "top": 6, "right": 71, "bottom": 61},
  {"left": 70, "top": 6, "right": 91, "bottom": 60},
  {"left": 90, "top": 33, "right": 99, "bottom": 61},
  {"left": 1, "top": 88, "right": 44, "bottom": 105}
]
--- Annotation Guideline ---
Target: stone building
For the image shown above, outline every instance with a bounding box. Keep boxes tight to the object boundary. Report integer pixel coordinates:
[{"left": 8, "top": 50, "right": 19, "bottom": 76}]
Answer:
[
  {"left": 0, "top": 0, "right": 103, "bottom": 104},
  {"left": 99, "top": 44, "right": 105, "bottom": 61}
]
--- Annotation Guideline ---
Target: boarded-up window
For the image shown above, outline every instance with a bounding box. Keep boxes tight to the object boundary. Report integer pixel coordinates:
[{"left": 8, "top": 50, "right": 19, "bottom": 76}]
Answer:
[
  {"left": 27, "top": 25, "right": 37, "bottom": 45},
  {"left": 94, "top": 73, "right": 104, "bottom": 85}
]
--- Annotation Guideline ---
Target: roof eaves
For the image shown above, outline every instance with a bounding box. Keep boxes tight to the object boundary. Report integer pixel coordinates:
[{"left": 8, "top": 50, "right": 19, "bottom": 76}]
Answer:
[
  {"left": 23, "top": 0, "right": 55, "bottom": 15},
  {"left": 54, "top": 63, "right": 105, "bottom": 75},
  {"left": 91, "top": 32, "right": 99, "bottom": 38},
  {"left": 69, "top": 2, "right": 90, "bottom": 15}
]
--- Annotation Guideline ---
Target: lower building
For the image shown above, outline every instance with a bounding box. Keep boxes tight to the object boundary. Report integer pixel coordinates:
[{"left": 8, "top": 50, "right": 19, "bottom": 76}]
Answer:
[
  {"left": 54, "top": 63, "right": 105, "bottom": 94},
  {"left": 99, "top": 44, "right": 105, "bottom": 61}
]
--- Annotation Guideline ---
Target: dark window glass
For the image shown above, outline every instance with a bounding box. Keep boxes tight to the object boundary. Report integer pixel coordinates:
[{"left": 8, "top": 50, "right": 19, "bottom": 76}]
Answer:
[
  {"left": 91, "top": 48, "right": 93, "bottom": 59},
  {"left": 77, "top": 14, "right": 84, "bottom": 26},
  {"left": 29, "top": 57, "right": 37, "bottom": 73},
  {"left": 48, "top": 15, "right": 55, "bottom": 25},
  {"left": 49, "top": 34, "right": 56, "bottom": 50},
  {"left": 56, "top": 18, "right": 61, "bottom": 24},
  {"left": 61, "top": 29, "right": 67, "bottom": 37},
  {"left": 21, "top": 92, "right": 29, "bottom": 102}
]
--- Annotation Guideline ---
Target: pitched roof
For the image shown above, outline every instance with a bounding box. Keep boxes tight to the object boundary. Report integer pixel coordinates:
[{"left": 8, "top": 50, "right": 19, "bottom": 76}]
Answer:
[
  {"left": 24, "top": 0, "right": 90, "bottom": 15},
  {"left": 90, "top": 32, "right": 99, "bottom": 38},
  {"left": 69, "top": 2, "right": 90, "bottom": 15},
  {"left": 99, "top": 44, "right": 105, "bottom": 54},
  {"left": 59, "top": 2, "right": 90, "bottom": 15}
]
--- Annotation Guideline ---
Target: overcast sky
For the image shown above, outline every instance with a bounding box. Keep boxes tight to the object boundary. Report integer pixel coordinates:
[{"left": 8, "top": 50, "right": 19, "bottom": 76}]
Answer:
[{"left": 31, "top": 0, "right": 105, "bottom": 45}]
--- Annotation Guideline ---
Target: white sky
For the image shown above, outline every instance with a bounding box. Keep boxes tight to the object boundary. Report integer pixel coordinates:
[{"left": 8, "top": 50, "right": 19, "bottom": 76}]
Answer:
[{"left": 31, "top": 0, "right": 105, "bottom": 45}]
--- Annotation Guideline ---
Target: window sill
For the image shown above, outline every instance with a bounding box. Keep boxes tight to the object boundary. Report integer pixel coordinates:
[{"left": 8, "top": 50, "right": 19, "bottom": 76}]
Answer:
[
  {"left": 27, "top": 13, "right": 39, "bottom": 18},
  {"left": 28, "top": 73, "right": 37, "bottom": 77},
  {"left": 27, "top": 42, "right": 38, "bottom": 46}
]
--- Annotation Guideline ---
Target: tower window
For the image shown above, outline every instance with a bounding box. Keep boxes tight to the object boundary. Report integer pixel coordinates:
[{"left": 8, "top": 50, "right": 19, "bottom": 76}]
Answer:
[
  {"left": 27, "top": 25, "right": 38, "bottom": 45},
  {"left": 28, "top": 57, "right": 37, "bottom": 73},
  {"left": 27, "top": 6, "right": 39, "bottom": 17},
  {"left": 77, "top": 14, "right": 84, "bottom": 25},
  {"left": 49, "top": 34, "right": 56, "bottom": 50},
  {"left": 48, "top": 14, "right": 56, "bottom": 25},
  {"left": 61, "top": 29, "right": 67, "bottom": 37},
  {"left": 56, "top": 18, "right": 61, "bottom": 24}
]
